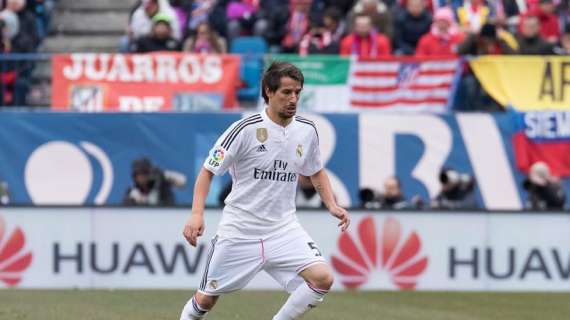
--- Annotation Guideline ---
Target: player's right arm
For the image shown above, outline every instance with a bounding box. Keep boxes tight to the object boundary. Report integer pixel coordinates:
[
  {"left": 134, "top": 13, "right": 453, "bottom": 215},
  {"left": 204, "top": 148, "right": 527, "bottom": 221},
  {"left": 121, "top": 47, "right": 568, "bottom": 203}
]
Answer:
[
  {"left": 183, "top": 167, "right": 214, "bottom": 247},
  {"left": 182, "top": 116, "right": 253, "bottom": 246}
]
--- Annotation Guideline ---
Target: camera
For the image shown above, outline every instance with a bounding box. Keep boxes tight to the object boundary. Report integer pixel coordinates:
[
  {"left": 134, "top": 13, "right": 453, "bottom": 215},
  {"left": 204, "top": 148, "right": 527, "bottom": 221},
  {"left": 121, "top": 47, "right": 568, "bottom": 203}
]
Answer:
[
  {"left": 433, "top": 168, "right": 478, "bottom": 209},
  {"left": 439, "top": 169, "right": 475, "bottom": 196}
]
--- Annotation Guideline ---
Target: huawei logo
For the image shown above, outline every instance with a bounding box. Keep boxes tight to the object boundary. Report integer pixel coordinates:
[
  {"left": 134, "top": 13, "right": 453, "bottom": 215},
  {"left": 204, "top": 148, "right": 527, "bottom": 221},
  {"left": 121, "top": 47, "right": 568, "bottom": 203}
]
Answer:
[
  {"left": 0, "top": 216, "right": 33, "bottom": 287},
  {"left": 332, "top": 216, "right": 428, "bottom": 290}
]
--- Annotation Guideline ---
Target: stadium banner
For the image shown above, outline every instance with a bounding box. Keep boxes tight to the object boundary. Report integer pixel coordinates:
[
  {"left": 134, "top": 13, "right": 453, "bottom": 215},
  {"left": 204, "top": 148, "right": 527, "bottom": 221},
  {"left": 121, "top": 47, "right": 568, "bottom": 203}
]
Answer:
[
  {"left": 266, "top": 55, "right": 351, "bottom": 112},
  {"left": 511, "top": 111, "right": 570, "bottom": 176},
  {"left": 51, "top": 53, "right": 240, "bottom": 111},
  {"left": 470, "top": 56, "right": 570, "bottom": 111},
  {"left": 265, "top": 55, "right": 460, "bottom": 112},
  {"left": 0, "top": 112, "right": 568, "bottom": 209},
  {"left": 1, "top": 209, "right": 569, "bottom": 291}
]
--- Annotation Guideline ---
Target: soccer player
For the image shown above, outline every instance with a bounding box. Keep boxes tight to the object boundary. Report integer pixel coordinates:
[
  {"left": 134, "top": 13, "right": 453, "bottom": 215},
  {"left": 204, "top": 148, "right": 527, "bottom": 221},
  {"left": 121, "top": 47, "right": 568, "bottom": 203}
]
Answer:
[{"left": 180, "top": 61, "right": 350, "bottom": 320}]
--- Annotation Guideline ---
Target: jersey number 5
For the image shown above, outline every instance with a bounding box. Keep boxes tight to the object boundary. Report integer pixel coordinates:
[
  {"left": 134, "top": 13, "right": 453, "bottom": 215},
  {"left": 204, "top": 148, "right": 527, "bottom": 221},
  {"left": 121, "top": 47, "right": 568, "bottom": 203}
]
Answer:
[{"left": 307, "top": 242, "right": 322, "bottom": 257}]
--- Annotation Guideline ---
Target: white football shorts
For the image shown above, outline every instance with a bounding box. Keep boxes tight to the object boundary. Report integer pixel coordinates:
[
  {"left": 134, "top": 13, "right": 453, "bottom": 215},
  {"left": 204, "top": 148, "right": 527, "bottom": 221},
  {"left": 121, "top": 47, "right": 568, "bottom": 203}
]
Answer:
[{"left": 197, "top": 225, "right": 326, "bottom": 295}]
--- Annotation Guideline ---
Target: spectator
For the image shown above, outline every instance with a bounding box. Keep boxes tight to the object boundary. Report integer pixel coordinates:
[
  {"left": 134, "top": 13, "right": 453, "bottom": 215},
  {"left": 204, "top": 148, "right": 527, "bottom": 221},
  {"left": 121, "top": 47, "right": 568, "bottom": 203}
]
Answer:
[
  {"left": 323, "top": 6, "right": 347, "bottom": 43},
  {"left": 296, "top": 175, "right": 323, "bottom": 208},
  {"left": 561, "top": 0, "right": 570, "bottom": 33},
  {"left": 225, "top": 0, "right": 261, "bottom": 41},
  {"left": 458, "top": 23, "right": 516, "bottom": 55},
  {"left": 415, "top": 7, "right": 464, "bottom": 56},
  {"left": 123, "top": 158, "right": 187, "bottom": 206},
  {"left": 498, "top": 0, "right": 523, "bottom": 32},
  {"left": 0, "top": 8, "right": 19, "bottom": 48},
  {"left": 379, "top": 177, "right": 409, "bottom": 209},
  {"left": 298, "top": 20, "right": 340, "bottom": 55},
  {"left": 281, "top": 0, "right": 312, "bottom": 53},
  {"left": 519, "top": 0, "right": 560, "bottom": 44},
  {"left": 0, "top": 9, "right": 19, "bottom": 106},
  {"left": 555, "top": 30, "right": 570, "bottom": 54},
  {"left": 129, "top": 0, "right": 181, "bottom": 41},
  {"left": 455, "top": 23, "right": 512, "bottom": 112},
  {"left": 256, "top": 0, "right": 289, "bottom": 50},
  {"left": 523, "top": 162, "right": 566, "bottom": 210},
  {"left": 5, "top": 0, "right": 39, "bottom": 106},
  {"left": 186, "top": 0, "right": 215, "bottom": 33},
  {"left": 26, "top": 0, "right": 55, "bottom": 39},
  {"left": 7, "top": 0, "right": 39, "bottom": 53},
  {"left": 348, "top": 0, "right": 393, "bottom": 39},
  {"left": 326, "top": 0, "right": 357, "bottom": 16},
  {"left": 358, "top": 177, "right": 420, "bottom": 209},
  {"left": 340, "top": 13, "right": 392, "bottom": 57},
  {"left": 183, "top": 21, "right": 227, "bottom": 53},
  {"left": 169, "top": 0, "right": 194, "bottom": 38},
  {"left": 432, "top": 168, "right": 478, "bottom": 210},
  {"left": 393, "top": 0, "right": 432, "bottom": 55},
  {"left": 536, "top": 0, "right": 560, "bottom": 43},
  {"left": 130, "top": 14, "right": 181, "bottom": 53},
  {"left": 516, "top": 14, "right": 555, "bottom": 54},
  {"left": 456, "top": 0, "right": 493, "bottom": 34}
]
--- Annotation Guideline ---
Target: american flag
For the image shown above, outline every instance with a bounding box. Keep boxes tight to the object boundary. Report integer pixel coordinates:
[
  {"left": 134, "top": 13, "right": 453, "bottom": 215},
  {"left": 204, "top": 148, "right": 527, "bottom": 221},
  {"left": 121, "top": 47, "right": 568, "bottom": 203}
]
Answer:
[{"left": 349, "top": 57, "right": 460, "bottom": 112}]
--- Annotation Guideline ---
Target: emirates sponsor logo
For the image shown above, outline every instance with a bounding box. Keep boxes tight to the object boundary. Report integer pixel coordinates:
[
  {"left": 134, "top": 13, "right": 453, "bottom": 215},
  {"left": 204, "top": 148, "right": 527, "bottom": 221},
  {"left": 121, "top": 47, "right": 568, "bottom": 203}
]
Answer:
[
  {"left": 332, "top": 216, "right": 428, "bottom": 290},
  {"left": 0, "top": 216, "right": 33, "bottom": 287}
]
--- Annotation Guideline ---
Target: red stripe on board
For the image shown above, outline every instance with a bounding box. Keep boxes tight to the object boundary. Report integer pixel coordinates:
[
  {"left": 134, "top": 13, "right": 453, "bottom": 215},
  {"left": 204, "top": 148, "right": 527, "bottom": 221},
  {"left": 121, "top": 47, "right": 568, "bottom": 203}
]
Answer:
[
  {"left": 350, "top": 97, "right": 447, "bottom": 107},
  {"left": 357, "top": 56, "right": 458, "bottom": 63},
  {"left": 351, "top": 83, "right": 451, "bottom": 93},
  {"left": 353, "top": 69, "right": 455, "bottom": 78}
]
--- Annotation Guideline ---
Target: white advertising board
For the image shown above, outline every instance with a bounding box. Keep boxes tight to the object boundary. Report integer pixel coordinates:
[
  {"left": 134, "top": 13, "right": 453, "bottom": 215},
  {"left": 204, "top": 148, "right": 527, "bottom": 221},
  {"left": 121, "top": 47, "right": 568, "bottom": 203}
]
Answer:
[{"left": 0, "top": 208, "right": 569, "bottom": 291}]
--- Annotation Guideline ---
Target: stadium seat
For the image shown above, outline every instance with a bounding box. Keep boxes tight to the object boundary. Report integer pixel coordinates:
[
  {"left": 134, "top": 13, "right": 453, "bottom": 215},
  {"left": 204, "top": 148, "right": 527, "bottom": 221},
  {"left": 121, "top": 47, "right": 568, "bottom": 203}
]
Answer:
[{"left": 230, "top": 37, "right": 268, "bottom": 102}]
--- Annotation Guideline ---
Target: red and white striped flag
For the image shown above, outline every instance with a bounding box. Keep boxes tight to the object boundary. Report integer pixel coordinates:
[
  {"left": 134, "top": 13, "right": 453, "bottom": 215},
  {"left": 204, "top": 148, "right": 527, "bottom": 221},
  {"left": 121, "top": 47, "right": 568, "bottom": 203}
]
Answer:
[{"left": 349, "top": 57, "right": 460, "bottom": 112}]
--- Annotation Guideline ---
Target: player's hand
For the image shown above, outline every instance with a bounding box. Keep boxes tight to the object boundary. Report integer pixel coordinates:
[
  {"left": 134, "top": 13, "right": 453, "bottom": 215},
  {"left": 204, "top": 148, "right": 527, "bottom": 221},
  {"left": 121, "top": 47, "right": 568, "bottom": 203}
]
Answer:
[
  {"left": 329, "top": 205, "right": 350, "bottom": 232},
  {"left": 183, "top": 214, "right": 204, "bottom": 247}
]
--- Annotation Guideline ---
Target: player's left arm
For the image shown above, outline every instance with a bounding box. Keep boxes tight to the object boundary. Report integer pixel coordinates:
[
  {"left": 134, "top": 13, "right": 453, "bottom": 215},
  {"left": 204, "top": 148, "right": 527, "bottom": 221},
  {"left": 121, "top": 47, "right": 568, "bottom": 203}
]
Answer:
[{"left": 309, "top": 169, "right": 350, "bottom": 232}]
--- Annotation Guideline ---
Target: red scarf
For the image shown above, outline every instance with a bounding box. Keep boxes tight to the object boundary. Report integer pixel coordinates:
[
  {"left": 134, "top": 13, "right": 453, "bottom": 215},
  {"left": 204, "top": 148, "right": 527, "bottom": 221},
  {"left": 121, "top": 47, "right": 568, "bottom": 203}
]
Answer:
[{"left": 352, "top": 30, "right": 379, "bottom": 57}]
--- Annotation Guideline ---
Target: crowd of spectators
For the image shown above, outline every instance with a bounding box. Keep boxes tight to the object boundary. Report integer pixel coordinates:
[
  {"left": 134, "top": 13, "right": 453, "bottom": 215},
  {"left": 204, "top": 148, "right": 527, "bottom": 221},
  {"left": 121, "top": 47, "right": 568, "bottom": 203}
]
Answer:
[
  {"left": 0, "top": 0, "right": 53, "bottom": 106},
  {"left": 118, "top": 0, "right": 570, "bottom": 111},
  {"left": 121, "top": 0, "right": 570, "bottom": 57}
]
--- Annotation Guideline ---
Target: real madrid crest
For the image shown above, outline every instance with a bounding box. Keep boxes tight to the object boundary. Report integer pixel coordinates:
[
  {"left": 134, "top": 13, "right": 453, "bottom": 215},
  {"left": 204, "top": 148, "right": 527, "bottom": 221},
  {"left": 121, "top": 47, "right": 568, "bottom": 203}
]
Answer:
[
  {"left": 296, "top": 144, "right": 303, "bottom": 157},
  {"left": 256, "top": 128, "right": 268, "bottom": 143}
]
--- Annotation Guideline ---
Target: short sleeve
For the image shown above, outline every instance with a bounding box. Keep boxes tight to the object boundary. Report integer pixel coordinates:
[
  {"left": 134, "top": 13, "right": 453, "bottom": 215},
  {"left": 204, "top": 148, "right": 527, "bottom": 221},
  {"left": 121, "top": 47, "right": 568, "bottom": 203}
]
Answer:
[
  {"left": 203, "top": 121, "right": 245, "bottom": 176},
  {"left": 299, "top": 129, "right": 323, "bottom": 176}
]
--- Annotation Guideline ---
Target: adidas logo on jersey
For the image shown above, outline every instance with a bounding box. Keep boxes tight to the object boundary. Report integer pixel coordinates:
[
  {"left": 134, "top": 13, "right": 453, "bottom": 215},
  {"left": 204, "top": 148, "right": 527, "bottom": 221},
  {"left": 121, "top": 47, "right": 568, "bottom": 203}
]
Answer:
[{"left": 257, "top": 144, "right": 267, "bottom": 152}]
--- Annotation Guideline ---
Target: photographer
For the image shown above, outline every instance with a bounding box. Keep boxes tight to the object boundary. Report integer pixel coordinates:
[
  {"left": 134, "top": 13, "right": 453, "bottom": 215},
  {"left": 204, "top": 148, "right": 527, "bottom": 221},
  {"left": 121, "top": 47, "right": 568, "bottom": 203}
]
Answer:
[
  {"left": 123, "top": 157, "right": 187, "bottom": 206},
  {"left": 432, "top": 168, "right": 478, "bottom": 210},
  {"left": 359, "top": 176, "right": 419, "bottom": 210},
  {"left": 523, "top": 162, "right": 566, "bottom": 210}
]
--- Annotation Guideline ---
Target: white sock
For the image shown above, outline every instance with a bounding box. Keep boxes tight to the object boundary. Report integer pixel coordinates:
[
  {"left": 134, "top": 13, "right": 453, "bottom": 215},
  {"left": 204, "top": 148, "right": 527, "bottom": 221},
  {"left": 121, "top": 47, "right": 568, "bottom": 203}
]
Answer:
[
  {"left": 180, "top": 295, "right": 209, "bottom": 320},
  {"left": 273, "top": 282, "right": 328, "bottom": 320}
]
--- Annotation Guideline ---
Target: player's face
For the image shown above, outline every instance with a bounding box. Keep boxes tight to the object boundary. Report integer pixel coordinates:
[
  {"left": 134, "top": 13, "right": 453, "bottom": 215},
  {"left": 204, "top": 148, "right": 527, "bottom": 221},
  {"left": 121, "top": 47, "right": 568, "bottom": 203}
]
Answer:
[{"left": 267, "top": 77, "right": 303, "bottom": 119}]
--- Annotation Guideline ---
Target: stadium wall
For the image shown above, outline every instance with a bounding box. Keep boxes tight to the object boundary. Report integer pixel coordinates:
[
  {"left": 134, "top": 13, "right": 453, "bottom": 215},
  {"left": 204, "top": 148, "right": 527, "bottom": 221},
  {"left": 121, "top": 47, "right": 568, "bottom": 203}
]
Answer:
[
  {"left": 1, "top": 208, "right": 569, "bottom": 291},
  {"left": 1, "top": 112, "right": 568, "bottom": 209}
]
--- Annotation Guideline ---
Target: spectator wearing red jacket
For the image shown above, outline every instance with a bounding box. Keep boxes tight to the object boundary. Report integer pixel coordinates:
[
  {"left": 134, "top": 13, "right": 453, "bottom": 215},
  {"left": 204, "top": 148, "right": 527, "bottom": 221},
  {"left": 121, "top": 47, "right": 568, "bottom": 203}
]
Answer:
[
  {"left": 535, "top": 0, "right": 560, "bottom": 43},
  {"left": 340, "top": 13, "right": 392, "bottom": 57},
  {"left": 415, "top": 6, "right": 464, "bottom": 56},
  {"left": 518, "top": 0, "right": 560, "bottom": 43}
]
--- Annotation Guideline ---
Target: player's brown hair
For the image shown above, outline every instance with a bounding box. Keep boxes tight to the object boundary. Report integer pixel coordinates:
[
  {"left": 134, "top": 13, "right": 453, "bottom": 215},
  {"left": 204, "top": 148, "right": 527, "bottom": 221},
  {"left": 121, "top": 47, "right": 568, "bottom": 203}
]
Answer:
[{"left": 261, "top": 61, "right": 304, "bottom": 104}]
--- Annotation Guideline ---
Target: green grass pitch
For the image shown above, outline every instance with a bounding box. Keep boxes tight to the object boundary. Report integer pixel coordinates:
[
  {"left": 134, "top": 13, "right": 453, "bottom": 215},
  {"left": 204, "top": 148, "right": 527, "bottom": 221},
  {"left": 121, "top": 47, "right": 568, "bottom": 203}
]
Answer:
[{"left": 1, "top": 290, "right": 569, "bottom": 320}]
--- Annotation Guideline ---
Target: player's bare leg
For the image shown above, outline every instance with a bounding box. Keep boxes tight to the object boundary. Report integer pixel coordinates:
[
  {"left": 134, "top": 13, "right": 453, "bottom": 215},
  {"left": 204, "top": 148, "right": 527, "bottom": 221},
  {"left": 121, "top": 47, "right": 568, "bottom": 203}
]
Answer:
[
  {"left": 273, "top": 263, "right": 334, "bottom": 320},
  {"left": 180, "top": 291, "right": 219, "bottom": 320}
]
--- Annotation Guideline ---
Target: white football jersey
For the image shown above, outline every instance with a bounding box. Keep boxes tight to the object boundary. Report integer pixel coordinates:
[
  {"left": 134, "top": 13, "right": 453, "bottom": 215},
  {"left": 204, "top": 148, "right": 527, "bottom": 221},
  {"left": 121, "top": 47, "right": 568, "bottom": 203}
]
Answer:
[{"left": 203, "top": 109, "right": 322, "bottom": 238}]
